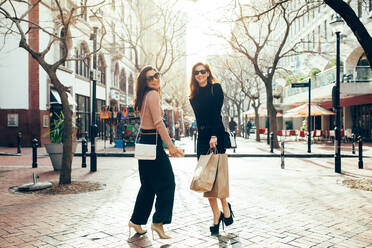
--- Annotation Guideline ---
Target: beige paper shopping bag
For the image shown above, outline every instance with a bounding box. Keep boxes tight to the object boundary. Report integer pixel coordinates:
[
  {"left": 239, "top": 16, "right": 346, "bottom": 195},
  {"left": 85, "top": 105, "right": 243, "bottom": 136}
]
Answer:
[
  {"left": 190, "top": 152, "right": 219, "bottom": 192},
  {"left": 204, "top": 153, "right": 229, "bottom": 198}
]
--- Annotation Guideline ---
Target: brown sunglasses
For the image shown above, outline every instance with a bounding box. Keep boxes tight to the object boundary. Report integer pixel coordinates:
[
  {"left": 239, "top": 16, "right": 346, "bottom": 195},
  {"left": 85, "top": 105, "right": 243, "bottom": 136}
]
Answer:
[{"left": 146, "top": 72, "right": 160, "bottom": 82}]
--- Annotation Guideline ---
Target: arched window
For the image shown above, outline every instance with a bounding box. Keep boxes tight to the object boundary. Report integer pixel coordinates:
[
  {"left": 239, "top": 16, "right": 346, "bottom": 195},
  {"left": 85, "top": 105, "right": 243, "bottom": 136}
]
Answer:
[
  {"left": 75, "top": 48, "right": 79, "bottom": 74},
  {"left": 60, "top": 28, "right": 66, "bottom": 66},
  {"left": 128, "top": 73, "right": 134, "bottom": 97},
  {"left": 114, "top": 63, "right": 119, "bottom": 88},
  {"left": 78, "top": 43, "right": 90, "bottom": 79},
  {"left": 120, "top": 69, "right": 126, "bottom": 93},
  {"left": 98, "top": 54, "right": 106, "bottom": 85}
]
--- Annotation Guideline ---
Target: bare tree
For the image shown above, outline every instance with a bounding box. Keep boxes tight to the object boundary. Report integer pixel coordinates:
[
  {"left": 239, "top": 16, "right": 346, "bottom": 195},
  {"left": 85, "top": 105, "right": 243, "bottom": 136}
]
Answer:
[
  {"left": 237, "top": 0, "right": 372, "bottom": 70},
  {"left": 162, "top": 73, "right": 192, "bottom": 116},
  {"left": 116, "top": 0, "right": 186, "bottom": 81},
  {"left": 222, "top": 56, "right": 264, "bottom": 141},
  {"left": 225, "top": 0, "right": 320, "bottom": 148},
  {"left": 212, "top": 62, "right": 247, "bottom": 136},
  {"left": 0, "top": 0, "right": 105, "bottom": 184}
]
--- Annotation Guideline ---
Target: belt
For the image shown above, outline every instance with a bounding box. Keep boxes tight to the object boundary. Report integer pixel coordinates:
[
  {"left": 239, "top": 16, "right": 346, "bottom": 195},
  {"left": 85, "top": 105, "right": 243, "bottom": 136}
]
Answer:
[{"left": 141, "top": 132, "right": 157, "bottom": 135}]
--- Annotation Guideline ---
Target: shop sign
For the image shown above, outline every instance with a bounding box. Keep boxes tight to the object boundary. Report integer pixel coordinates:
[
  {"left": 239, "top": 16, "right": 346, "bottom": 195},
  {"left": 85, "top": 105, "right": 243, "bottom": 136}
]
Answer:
[{"left": 7, "top": 113, "right": 19, "bottom": 127}]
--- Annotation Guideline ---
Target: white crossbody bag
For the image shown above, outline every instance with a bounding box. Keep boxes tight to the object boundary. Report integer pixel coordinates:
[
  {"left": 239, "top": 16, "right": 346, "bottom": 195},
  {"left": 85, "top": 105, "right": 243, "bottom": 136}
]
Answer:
[{"left": 134, "top": 96, "right": 157, "bottom": 160}]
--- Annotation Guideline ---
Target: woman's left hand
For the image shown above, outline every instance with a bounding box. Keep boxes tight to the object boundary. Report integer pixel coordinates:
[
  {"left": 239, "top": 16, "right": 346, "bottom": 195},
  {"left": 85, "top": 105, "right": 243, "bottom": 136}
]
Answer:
[{"left": 209, "top": 136, "right": 217, "bottom": 149}]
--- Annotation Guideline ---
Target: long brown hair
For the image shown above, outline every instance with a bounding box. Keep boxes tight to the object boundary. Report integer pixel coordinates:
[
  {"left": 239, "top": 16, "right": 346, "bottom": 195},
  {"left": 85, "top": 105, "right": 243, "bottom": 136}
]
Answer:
[
  {"left": 189, "top": 62, "right": 218, "bottom": 99},
  {"left": 134, "top": 65, "right": 159, "bottom": 112}
]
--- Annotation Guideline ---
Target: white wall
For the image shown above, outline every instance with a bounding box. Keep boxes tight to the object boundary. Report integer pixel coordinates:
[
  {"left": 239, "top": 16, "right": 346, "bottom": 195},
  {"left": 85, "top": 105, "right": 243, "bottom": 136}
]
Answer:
[{"left": 0, "top": 35, "right": 29, "bottom": 109}]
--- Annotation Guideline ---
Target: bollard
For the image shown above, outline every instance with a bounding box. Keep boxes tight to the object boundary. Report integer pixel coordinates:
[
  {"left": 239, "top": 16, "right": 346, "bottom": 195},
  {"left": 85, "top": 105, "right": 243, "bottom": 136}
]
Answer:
[
  {"left": 81, "top": 136, "right": 87, "bottom": 168},
  {"left": 17, "top": 131, "right": 22, "bottom": 154},
  {"left": 32, "top": 138, "right": 38, "bottom": 168},
  {"left": 358, "top": 136, "right": 363, "bottom": 169},
  {"left": 280, "top": 140, "right": 285, "bottom": 169},
  {"left": 270, "top": 132, "right": 274, "bottom": 153},
  {"left": 122, "top": 131, "right": 126, "bottom": 152},
  {"left": 351, "top": 133, "right": 356, "bottom": 154},
  {"left": 109, "top": 123, "right": 113, "bottom": 144}
]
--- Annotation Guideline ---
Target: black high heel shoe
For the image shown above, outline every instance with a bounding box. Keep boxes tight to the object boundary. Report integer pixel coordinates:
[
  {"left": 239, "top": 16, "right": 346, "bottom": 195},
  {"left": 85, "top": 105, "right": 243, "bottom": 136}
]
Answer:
[
  {"left": 223, "top": 203, "right": 234, "bottom": 226},
  {"left": 209, "top": 211, "right": 224, "bottom": 235}
]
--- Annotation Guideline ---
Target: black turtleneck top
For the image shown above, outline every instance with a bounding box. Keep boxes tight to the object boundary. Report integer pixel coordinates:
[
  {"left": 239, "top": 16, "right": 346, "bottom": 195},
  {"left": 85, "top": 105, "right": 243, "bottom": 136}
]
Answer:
[{"left": 189, "top": 83, "right": 225, "bottom": 137}]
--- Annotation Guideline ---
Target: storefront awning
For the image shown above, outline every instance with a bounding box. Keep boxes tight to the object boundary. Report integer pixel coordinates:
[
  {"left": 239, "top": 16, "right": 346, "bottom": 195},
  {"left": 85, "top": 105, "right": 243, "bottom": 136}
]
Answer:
[{"left": 50, "top": 89, "right": 75, "bottom": 106}]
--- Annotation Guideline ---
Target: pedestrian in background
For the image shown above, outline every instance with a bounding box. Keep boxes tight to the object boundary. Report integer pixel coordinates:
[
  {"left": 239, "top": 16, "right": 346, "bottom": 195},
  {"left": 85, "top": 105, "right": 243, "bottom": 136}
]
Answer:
[
  {"left": 129, "top": 66, "right": 184, "bottom": 240},
  {"left": 229, "top": 118, "right": 237, "bottom": 135},
  {"left": 247, "top": 120, "right": 252, "bottom": 139},
  {"left": 189, "top": 62, "right": 234, "bottom": 235}
]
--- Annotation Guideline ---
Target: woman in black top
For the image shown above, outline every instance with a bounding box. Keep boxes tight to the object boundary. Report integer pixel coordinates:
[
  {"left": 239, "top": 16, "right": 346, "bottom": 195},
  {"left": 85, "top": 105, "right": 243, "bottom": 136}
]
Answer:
[{"left": 189, "top": 62, "right": 234, "bottom": 235}]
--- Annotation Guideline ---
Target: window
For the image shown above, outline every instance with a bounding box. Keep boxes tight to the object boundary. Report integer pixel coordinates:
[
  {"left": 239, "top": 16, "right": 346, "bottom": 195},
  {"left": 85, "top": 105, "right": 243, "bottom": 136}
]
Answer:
[
  {"left": 120, "top": 69, "right": 126, "bottom": 93},
  {"left": 76, "top": 94, "right": 90, "bottom": 139},
  {"left": 98, "top": 54, "right": 106, "bottom": 85},
  {"left": 60, "top": 28, "right": 66, "bottom": 67},
  {"left": 77, "top": 43, "right": 90, "bottom": 79},
  {"left": 75, "top": 49, "right": 79, "bottom": 73},
  {"left": 317, "top": 25, "right": 321, "bottom": 53},
  {"left": 324, "top": 20, "right": 327, "bottom": 40},
  {"left": 312, "top": 30, "right": 315, "bottom": 50},
  {"left": 114, "top": 63, "right": 119, "bottom": 88},
  {"left": 307, "top": 34, "right": 310, "bottom": 50},
  {"left": 128, "top": 74, "right": 134, "bottom": 97}
]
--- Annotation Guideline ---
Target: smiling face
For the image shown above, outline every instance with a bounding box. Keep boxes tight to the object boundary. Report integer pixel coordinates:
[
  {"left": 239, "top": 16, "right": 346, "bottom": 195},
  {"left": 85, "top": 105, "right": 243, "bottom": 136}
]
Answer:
[
  {"left": 193, "top": 65, "right": 209, "bottom": 87},
  {"left": 145, "top": 69, "right": 161, "bottom": 90}
]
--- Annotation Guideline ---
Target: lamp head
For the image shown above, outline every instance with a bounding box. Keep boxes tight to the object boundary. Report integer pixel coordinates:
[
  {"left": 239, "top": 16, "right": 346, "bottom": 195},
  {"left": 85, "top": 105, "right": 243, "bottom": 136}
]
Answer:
[{"left": 330, "top": 15, "right": 344, "bottom": 33}]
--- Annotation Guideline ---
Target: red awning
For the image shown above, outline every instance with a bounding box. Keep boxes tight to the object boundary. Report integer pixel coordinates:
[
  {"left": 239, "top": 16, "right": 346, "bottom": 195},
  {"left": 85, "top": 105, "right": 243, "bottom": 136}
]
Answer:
[{"left": 321, "top": 94, "right": 372, "bottom": 109}]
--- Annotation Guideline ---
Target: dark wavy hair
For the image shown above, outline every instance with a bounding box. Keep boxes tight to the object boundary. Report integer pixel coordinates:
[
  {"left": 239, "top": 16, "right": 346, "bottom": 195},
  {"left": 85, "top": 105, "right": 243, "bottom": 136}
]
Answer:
[
  {"left": 189, "top": 62, "right": 218, "bottom": 99},
  {"left": 133, "top": 65, "right": 159, "bottom": 112}
]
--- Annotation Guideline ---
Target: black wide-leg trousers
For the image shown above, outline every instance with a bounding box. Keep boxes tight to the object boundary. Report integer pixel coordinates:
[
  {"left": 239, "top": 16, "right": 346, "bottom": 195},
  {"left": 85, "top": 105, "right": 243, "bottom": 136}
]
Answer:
[{"left": 130, "top": 129, "right": 175, "bottom": 225}]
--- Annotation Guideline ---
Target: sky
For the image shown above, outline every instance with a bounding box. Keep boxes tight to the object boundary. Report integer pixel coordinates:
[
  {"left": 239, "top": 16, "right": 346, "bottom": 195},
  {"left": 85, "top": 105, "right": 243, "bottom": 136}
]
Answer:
[{"left": 177, "top": 0, "right": 234, "bottom": 69}]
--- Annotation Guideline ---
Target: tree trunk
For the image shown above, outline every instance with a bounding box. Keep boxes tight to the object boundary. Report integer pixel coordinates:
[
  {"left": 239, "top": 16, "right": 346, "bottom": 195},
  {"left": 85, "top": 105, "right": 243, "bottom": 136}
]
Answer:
[
  {"left": 50, "top": 74, "right": 73, "bottom": 185},
  {"left": 325, "top": 0, "right": 372, "bottom": 70},
  {"left": 254, "top": 107, "right": 260, "bottom": 142},
  {"left": 237, "top": 107, "right": 242, "bottom": 137},
  {"left": 265, "top": 80, "right": 279, "bottom": 148}
]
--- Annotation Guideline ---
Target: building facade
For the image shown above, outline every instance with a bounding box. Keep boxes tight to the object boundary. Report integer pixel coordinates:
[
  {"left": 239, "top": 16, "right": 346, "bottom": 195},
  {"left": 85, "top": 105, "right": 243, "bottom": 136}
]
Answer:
[
  {"left": 280, "top": 0, "right": 372, "bottom": 141},
  {"left": 0, "top": 0, "right": 139, "bottom": 146}
]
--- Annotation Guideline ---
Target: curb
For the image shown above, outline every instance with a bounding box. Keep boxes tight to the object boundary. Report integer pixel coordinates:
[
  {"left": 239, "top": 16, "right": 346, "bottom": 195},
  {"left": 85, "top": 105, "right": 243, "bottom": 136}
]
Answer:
[{"left": 73, "top": 153, "right": 366, "bottom": 158}]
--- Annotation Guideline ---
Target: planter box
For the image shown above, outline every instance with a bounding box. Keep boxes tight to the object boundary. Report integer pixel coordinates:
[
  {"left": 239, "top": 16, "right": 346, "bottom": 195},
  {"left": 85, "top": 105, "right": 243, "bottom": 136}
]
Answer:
[{"left": 45, "top": 143, "right": 77, "bottom": 171}]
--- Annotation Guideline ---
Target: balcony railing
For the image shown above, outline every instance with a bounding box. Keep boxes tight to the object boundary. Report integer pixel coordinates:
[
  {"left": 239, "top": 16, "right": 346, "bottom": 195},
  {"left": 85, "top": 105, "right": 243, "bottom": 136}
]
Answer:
[{"left": 284, "top": 66, "right": 372, "bottom": 97}]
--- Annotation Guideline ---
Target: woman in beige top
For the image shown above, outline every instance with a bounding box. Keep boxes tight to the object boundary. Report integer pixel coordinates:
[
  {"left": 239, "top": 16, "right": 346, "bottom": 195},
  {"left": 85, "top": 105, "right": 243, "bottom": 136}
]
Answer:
[{"left": 128, "top": 66, "right": 184, "bottom": 240}]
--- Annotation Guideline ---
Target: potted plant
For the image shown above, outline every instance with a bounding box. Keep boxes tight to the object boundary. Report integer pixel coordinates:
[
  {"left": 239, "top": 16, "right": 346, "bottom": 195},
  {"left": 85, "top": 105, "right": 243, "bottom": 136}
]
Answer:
[{"left": 45, "top": 112, "right": 77, "bottom": 171}]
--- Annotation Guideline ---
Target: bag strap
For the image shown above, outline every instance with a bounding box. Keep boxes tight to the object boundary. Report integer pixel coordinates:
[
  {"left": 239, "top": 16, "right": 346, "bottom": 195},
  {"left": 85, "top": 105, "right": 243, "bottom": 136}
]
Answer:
[
  {"left": 207, "top": 147, "right": 217, "bottom": 154},
  {"left": 135, "top": 94, "right": 158, "bottom": 145}
]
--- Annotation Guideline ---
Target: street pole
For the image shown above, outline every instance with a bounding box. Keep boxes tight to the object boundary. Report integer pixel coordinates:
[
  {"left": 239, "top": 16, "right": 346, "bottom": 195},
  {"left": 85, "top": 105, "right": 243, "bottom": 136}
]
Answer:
[
  {"left": 267, "top": 108, "right": 270, "bottom": 145},
  {"left": 308, "top": 78, "right": 311, "bottom": 153},
  {"left": 90, "top": 26, "right": 98, "bottom": 172},
  {"left": 334, "top": 31, "right": 341, "bottom": 173}
]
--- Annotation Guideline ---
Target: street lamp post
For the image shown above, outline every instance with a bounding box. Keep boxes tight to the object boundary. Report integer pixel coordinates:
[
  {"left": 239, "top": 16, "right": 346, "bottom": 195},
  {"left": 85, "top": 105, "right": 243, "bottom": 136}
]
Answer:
[
  {"left": 330, "top": 16, "right": 344, "bottom": 174},
  {"left": 89, "top": 14, "right": 100, "bottom": 172}
]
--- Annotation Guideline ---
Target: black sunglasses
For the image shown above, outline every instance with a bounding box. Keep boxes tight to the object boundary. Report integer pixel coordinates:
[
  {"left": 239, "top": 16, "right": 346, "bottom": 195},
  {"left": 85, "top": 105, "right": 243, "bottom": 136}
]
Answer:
[
  {"left": 193, "top": 69, "right": 207, "bottom": 76},
  {"left": 146, "top": 72, "right": 160, "bottom": 82}
]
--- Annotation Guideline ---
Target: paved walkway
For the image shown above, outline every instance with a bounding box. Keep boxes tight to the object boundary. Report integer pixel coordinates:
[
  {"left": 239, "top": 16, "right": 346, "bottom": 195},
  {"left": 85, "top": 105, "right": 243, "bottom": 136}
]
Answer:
[{"left": 0, "top": 140, "right": 372, "bottom": 247}]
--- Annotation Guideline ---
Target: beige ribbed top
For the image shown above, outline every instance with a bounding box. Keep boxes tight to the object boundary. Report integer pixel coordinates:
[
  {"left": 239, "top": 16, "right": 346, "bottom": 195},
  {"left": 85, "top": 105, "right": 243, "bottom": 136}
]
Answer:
[{"left": 140, "top": 90, "right": 173, "bottom": 149}]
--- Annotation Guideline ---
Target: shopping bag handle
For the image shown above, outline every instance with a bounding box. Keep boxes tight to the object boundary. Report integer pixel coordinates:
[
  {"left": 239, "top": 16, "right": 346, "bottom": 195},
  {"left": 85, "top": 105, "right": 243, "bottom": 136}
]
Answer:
[{"left": 207, "top": 147, "right": 218, "bottom": 154}]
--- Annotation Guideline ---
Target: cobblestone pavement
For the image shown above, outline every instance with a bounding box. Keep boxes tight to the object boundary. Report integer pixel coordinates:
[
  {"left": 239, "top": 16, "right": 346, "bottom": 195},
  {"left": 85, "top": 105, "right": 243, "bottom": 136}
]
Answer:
[{"left": 0, "top": 151, "right": 372, "bottom": 247}]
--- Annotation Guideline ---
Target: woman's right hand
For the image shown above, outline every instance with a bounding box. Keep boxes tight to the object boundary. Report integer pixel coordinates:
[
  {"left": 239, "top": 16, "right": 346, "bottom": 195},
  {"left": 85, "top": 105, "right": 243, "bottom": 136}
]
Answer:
[{"left": 169, "top": 145, "right": 184, "bottom": 157}]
